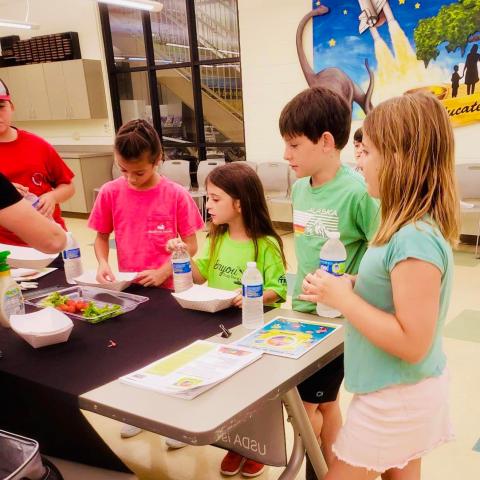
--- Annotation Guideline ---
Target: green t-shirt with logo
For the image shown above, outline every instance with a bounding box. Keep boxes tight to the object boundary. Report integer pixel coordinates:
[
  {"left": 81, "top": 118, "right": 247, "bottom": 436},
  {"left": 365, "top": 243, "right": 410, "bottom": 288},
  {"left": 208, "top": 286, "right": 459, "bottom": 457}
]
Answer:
[
  {"left": 195, "top": 232, "right": 287, "bottom": 305},
  {"left": 347, "top": 220, "right": 452, "bottom": 393},
  {"left": 292, "top": 165, "right": 379, "bottom": 313}
]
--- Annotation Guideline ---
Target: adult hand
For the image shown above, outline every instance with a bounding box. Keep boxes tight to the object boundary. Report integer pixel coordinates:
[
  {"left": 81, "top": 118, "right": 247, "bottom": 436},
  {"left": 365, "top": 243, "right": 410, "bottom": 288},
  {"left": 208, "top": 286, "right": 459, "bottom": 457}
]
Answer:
[
  {"left": 97, "top": 261, "right": 116, "bottom": 283},
  {"left": 136, "top": 269, "right": 168, "bottom": 287},
  {"left": 12, "top": 182, "right": 29, "bottom": 196},
  {"left": 37, "top": 191, "right": 56, "bottom": 217},
  {"left": 298, "top": 269, "right": 354, "bottom": 310}
]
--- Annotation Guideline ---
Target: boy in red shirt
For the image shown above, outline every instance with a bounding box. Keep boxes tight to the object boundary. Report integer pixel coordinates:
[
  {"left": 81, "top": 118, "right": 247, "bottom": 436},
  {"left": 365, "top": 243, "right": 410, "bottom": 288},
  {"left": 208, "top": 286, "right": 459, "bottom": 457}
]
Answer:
[{"left": 0, "top": 78, "right": 75, "bottom": 246}]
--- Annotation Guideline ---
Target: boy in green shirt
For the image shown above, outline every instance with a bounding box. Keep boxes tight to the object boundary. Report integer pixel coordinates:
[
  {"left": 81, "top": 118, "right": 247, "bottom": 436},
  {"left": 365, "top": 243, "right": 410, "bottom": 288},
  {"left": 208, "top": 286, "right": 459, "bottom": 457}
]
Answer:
[{"left": 279, "top": 86, "right": 379, "bottom": 474}]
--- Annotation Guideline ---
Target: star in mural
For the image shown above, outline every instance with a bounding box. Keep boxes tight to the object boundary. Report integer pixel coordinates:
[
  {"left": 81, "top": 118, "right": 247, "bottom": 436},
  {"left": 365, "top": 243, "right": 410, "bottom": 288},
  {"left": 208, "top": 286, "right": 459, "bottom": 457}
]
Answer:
[
  {"left": 328, "top": 38, "right": 336, "bottom": 47},
  {"left": 343, "top": 9, "right": 348, "bottom": 15},
  {"left": 315, "top": 0, "right": 321, "bottom": 6},
  {"left": 399, "top": 0, "right": 406, "bottom": 4},
  {"left": 415, "top": 2, "right": 421, "bottom": 8}
]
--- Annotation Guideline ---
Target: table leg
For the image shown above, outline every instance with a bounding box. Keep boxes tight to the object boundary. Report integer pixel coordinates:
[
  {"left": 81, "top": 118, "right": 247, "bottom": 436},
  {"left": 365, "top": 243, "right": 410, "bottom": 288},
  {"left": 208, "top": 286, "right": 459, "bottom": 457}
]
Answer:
[{"left": 281, "top": 387, "right": 327, "bottom": 480}]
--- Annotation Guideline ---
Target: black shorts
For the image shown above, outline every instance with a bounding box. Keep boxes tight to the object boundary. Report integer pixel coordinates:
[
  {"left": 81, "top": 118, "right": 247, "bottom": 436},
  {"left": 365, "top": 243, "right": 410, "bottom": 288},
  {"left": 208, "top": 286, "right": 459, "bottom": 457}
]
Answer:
[{"left": 297, "top": 354, "right": 344, "bottom": 404}]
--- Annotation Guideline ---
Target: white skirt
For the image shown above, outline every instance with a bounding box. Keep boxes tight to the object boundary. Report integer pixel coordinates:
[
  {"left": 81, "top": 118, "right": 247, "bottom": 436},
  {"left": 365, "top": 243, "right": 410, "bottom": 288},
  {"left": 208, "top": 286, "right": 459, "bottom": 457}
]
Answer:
[{"left": 332, "top": 370, "right": 454, "bottom": 473}]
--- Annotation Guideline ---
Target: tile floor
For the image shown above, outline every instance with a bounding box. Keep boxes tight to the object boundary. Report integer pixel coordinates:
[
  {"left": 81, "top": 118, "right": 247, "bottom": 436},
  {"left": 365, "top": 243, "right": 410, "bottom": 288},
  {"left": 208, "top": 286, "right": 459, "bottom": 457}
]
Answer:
[{"left": 45, "top": 217, "right": 480, "bottom": 479}]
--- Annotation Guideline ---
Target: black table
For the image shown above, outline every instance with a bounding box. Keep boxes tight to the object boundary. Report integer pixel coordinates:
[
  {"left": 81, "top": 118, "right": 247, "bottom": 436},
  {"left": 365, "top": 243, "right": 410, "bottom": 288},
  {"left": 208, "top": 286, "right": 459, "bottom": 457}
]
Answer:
[{"left": 0, "top": 269, "right": 242, "bottom": 471}]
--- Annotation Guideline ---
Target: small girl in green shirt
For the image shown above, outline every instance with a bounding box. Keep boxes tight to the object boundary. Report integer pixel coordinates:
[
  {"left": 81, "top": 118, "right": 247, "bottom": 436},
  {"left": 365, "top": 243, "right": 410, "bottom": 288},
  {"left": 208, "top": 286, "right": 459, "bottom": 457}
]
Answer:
[
  {"left": 168, "top": 161, "right": 287, "bottom": 477},
  {"left": 301, "top": 93, "right": 459, "bottom": 480}
]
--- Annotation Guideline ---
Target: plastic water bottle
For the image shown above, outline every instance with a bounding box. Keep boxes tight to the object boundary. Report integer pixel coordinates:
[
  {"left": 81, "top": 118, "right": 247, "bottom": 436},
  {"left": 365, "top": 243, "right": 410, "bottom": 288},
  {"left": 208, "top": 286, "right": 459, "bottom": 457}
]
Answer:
[
  {"left": 63, "top": 232, "right": 83, "bottom": 284},
  {"left": 0, "top": 251, "right": 25, "bottom": 328},
  {"left": 241, "top": 261, "right": 264, "bottom": 329},
  {"left": 316, "top": 231, "right": 346, "bottom": 318},
  {"left": 172, "top": 246, "right": 193, "bottom": 292},
  {"left": 24, "top": 193, "right": 41, "bottom": 210}
]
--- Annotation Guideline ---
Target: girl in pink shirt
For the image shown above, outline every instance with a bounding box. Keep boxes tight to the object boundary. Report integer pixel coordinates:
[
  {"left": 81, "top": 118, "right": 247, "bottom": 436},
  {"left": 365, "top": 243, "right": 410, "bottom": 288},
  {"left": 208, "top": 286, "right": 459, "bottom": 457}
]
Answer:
[{"left": 88, "top": 119, "right": 203, "bottom": 289}]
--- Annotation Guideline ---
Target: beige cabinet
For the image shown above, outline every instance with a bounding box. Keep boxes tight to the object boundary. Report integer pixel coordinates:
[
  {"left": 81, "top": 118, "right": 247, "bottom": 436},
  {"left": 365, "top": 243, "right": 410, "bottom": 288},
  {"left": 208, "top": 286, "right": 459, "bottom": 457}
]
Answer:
[
  {"left": 60, "top": 153, "right": 113, "bottom": 214},
  {"left": 6, "top": 64, "right": 52, "bottom": 120},
  {"left": 43, "top": 60, "right": 108, "bottom": 120},
  {"left": 1, "top": 60, "right": 107, "bottom": 121}
]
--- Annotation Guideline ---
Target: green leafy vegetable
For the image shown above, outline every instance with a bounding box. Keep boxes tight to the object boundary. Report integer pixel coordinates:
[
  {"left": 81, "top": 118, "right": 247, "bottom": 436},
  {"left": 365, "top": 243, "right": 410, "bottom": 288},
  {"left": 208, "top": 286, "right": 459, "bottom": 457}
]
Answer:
[{"left": 41, "top": 291, "right": 69, "bottom": 307}]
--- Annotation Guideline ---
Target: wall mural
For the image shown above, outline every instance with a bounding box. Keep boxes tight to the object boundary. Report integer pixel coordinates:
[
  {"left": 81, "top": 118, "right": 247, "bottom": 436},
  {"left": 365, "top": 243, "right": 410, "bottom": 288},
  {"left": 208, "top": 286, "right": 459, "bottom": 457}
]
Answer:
[{"left": 299, "top": 0, "right": 480, "bottom": 127}]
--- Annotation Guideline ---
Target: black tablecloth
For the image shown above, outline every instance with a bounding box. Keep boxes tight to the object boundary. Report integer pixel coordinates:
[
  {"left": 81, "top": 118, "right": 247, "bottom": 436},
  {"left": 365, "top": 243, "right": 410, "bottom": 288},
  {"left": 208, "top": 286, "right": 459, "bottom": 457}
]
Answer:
[{"left": 0, "top": 269, "right": 242, "bottom": 471}]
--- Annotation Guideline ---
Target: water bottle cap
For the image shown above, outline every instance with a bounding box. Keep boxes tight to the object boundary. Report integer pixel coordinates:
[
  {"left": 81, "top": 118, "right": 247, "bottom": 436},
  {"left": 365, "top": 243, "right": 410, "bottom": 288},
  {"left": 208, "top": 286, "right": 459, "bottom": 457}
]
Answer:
[
  {"left": 326, "top": 231, "right": 340, "bottom": 240},
  {"left": 247, "top": 261, "right": 256, "bottom": 268}
]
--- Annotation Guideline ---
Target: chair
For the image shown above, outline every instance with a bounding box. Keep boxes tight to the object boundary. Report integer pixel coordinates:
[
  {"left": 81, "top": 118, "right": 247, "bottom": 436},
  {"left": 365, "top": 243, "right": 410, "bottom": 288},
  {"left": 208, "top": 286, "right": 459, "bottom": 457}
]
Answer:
[
  {"left": 456, "top": 163, "right": 480, "bottom": 257},
  {"left": 257, "top": 161, "right": 291, "bottom": 205},
  {"left": 160, "top": 159, "right": 191, "bottom": 189},
  {"left": 191, "top": 159, "right": 225, "bottom": 220},
  {"left": 244, "top": 160, "right": 258, "bottom": 171}
]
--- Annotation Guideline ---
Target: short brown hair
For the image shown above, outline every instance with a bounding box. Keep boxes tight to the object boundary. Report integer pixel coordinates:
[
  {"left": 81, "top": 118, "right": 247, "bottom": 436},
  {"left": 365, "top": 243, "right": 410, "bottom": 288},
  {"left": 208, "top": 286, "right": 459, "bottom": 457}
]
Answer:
[
  {"left": 115, "top": 119, "right": 163, "bottom": 163},
  {"left": 279, "top": 86, "right": 351, "bottom": 149},
  {"left": 353, "top": 127, "right": 363, "bottom": 143}
]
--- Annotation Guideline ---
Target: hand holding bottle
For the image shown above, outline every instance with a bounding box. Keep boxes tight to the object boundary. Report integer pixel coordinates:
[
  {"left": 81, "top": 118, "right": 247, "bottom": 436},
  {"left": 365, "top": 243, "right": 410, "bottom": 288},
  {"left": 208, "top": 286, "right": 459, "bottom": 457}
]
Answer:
[
  {"left": 166, "top": 238, "right": 187, "bottom": 253},
  {"left": 299, "top": 269, "right": 354, "bottom": 311}
]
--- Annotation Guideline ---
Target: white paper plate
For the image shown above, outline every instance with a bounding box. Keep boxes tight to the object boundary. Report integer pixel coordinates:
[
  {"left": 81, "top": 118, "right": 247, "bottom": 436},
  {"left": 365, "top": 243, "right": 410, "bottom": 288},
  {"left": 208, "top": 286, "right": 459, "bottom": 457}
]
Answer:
[
  {"left": 10, "top": 307, "right": 73, "bottom": 348},
  {"left": 0, "top": 243, "right": 58, "bottom": 269},
  {"left": 172, "top": 285, "right": 237, "bottom": 313},
  {"left": 73, "top": 270, "right": 137, "bottom": 292}
]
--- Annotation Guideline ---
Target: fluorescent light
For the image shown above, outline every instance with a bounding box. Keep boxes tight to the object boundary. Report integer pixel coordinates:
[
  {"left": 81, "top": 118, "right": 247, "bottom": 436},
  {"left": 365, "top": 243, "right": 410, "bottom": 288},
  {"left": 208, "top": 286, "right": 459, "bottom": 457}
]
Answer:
[
  {"left": 97, "top": 0, "right": 163, "bottom": 12},
  {"left": 0, "top": 19, "right": 39, "bottom": 29}
]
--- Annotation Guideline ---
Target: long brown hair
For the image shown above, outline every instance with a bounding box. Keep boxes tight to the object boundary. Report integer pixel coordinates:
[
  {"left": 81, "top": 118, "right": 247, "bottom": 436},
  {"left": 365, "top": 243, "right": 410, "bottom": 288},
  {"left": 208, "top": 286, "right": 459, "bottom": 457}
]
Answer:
[
  {"left": 205, "top": 162, "right": 286, "bottom": 266},
  {"left": 363, "top": 92, "right": 459, "bottom": 246}
]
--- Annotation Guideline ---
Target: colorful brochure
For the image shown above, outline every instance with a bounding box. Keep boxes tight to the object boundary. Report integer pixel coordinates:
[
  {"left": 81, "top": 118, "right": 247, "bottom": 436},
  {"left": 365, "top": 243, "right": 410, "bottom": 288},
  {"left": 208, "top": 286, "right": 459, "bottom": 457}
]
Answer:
[
  {"left": 235, "top": 316, "right": 341, "bottom": 359},
  {"left": 120, "top": 340, "right": 262, "bottom": 399}
]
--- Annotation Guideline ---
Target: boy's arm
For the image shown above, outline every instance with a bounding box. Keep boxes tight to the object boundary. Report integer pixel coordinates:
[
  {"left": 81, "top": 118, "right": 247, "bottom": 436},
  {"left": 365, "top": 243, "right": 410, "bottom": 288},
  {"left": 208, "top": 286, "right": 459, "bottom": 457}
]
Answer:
[
  {"left": 263, "top": 289, "right": 280, "bottom": 305},
  {"left": 37, "top": 183, "right": 75, "bottom": 217},
  {"left": 94, "top": 232, "right": 116, "bottom": 282}
]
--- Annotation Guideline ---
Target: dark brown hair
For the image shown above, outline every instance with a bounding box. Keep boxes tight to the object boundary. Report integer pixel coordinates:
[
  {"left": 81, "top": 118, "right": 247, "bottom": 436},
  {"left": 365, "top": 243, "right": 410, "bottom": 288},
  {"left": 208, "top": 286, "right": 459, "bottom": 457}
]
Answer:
[
  {"left": 115, "top": 119, "right": 163, "bottom": 163},
  {"left": 279, "top": 86, "right": 351, "bottom": 149},
  {"left": 353, "top": 127, "right": 363, "bottom": 143},
  {"left": 206, "top": 162, "right": 286, "bottom": 267}
]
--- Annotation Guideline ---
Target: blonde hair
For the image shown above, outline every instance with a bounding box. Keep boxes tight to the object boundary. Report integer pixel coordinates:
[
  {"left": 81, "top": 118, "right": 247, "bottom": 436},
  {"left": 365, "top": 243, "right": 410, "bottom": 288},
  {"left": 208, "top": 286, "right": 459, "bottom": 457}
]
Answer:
[{"left": 363, "top": 92, "right": 459, "bottom": 246}]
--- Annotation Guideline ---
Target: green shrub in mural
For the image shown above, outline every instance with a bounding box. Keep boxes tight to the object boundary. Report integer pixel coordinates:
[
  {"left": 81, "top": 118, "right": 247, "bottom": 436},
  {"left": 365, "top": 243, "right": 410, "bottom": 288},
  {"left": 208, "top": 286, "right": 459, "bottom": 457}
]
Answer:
[{"left": 415, "top": 0, "right": 480, "bottom": 66}]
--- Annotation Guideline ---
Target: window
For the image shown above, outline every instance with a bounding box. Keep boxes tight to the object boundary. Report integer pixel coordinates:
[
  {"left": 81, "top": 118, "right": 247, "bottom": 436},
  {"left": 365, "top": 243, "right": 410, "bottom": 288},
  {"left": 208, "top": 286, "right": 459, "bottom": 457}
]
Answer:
[{"left": 99, "top": 0, "right": 245, "bottom": 173}]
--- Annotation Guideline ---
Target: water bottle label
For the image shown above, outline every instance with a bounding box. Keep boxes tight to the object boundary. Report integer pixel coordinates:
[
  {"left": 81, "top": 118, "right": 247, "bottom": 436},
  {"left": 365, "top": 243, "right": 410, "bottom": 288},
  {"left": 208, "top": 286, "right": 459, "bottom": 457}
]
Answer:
[
  {"left": 319, "top": 259, "right": 345, "bottom": 276},
  {"left": 173, "top": 260, "right": 192, "bottom": 274},
  {"left": 242, "top": 284, "right": 263, "bottom": 298},
  {"left": 63, "top": 248, "right": 81, "bottom": 260}
]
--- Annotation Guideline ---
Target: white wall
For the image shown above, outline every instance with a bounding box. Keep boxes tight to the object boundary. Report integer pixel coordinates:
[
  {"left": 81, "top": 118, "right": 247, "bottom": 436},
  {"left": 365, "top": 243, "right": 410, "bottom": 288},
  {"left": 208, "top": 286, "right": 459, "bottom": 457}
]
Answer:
[{"left": 0, "top": 0, "right": 114, "bottom": 145}]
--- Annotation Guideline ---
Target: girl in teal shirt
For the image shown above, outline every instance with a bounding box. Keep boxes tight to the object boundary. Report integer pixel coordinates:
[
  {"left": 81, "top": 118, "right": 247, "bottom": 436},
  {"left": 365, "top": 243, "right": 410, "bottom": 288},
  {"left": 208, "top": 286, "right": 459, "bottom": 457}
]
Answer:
[{"left": 301, "top": 93, "right": 459, "bottom": 480}]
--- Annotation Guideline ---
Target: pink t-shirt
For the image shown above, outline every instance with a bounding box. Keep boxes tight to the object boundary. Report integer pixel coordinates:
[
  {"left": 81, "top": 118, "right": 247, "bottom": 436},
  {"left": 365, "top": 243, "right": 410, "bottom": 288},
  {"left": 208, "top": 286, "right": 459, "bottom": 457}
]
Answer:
[{"left": 88, "top": 176, "right": 204, "bottom": 289}]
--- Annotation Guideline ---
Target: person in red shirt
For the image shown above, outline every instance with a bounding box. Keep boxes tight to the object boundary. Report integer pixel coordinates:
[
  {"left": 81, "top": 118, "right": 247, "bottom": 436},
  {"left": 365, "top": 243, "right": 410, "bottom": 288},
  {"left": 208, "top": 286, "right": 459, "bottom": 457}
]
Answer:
[{"left": 0, "top": 78, "right": 75, "bottom": 246}]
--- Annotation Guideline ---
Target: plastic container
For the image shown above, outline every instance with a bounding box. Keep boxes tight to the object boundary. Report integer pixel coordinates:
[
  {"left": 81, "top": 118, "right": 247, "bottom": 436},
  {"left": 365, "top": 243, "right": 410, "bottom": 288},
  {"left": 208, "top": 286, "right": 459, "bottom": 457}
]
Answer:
[
  {"left": 316, "top": 231, "right": 346, "bottom": 318},
  {"left": 172, "top": 284, "right": 237, "bottom": 313},
  {"left": 241, "top": 261, "right": 264, "bottom": 329},
  {"left": 62, "top": 232, "right": 83, "bottom": 284},
  {"left": 0, "top": 251, "right": 25, "bottom": 328},
  {"left": 171, "top": 245, "right": 193, "bottom": 293},
  {"left": 0, "top": 429, "right": 63, "bottom": 479},
  {"left": 10, "top": 307, "right": 73, "bottom": 348},
  {"left": 24, "top": 286, "right": 149, "bottom": 324},
  {"left": 0, "top": 243, "right": 57, "bottom": 269}
]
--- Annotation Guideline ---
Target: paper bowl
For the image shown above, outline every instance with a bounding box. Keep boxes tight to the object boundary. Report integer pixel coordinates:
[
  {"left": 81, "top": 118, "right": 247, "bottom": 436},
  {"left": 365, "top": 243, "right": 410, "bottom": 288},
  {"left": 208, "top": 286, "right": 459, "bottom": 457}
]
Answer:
[
  {"left": 172, "top": 285, "right": 237, "bottom": 313},
  {"left": 10, "top": 307, "right": 74, "bottom": 348},
  {"left": 73, "top": 270, "right": 137, "bottom": 292},
  {"left": 0, "top": 243, "right": 57, "bottom": 269}
]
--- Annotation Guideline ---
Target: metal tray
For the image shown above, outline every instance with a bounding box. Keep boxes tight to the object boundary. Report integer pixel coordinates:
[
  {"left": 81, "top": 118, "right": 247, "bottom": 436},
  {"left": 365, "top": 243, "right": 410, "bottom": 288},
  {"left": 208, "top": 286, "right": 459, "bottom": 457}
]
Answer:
[{"left": 24, "top": 286, "right": 149, "bottom": 324}]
